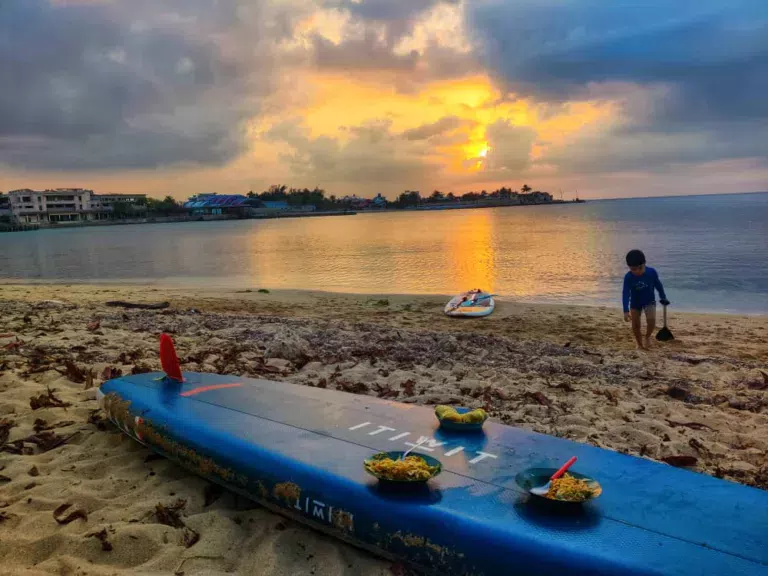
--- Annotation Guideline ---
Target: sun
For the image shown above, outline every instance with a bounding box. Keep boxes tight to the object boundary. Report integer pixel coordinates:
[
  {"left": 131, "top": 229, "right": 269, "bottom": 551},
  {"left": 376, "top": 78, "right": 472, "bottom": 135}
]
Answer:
[{"left": 478, "top": 147, "right": 489, "bottom": 158}]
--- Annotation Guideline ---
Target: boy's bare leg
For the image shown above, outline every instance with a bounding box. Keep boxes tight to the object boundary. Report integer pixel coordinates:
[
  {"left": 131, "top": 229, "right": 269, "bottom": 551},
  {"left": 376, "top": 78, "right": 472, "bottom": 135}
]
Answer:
[
  {"left": 644, "top": 305, "right": 657, "bottom": 348},
  {"left": 630, "top": 309, "right": 645, "bottom": 349}
]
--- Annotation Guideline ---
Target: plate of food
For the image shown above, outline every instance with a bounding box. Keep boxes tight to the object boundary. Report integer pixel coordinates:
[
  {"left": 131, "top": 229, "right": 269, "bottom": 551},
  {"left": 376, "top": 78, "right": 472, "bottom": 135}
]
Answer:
[
  {"left": 364, "top": 451, "right": 442, "bottom": 485},
  {"left": 435, "top": 405, "right": 488, "bottom": 431},
  {"left": 515, "top": 461, "right": 602, "bottom": 503}
]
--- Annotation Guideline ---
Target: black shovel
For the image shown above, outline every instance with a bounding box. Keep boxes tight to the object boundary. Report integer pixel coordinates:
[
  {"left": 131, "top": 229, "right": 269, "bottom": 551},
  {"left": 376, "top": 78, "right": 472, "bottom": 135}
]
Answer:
[{"left": 656, "top": 300, "right": 674, "bottom": 341}]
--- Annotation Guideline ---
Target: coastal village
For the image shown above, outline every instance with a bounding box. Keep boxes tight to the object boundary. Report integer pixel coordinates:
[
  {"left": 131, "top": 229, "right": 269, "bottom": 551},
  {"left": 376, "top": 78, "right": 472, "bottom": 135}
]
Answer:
[{"left": 0, "top": 185, "right": 563, "bottom": 231}]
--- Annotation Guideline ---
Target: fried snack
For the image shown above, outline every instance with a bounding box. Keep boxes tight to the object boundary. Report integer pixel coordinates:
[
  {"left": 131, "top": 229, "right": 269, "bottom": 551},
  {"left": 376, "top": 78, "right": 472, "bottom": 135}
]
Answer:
[
  {"left": 435, "top": 405, "right": 488, "bottom": 424},
  {"left": 365, "top": 454, "right": 440, "bottom": 482},
  {"left": 546, "top": 473, "right": 596, "bottom": 501}
]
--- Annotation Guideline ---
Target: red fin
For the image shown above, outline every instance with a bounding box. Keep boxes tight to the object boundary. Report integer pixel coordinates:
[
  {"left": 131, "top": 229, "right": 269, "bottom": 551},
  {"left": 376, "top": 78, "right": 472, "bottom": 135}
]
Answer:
[{"left": 159, "top": 333, "right": 183, "bottom": 382}]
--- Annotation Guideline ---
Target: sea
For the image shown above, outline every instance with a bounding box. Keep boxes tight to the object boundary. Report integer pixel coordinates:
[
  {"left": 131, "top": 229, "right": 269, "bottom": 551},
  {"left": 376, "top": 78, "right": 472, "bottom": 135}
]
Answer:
[{"left": 1, "top": 192, "right": 766, "bottom": 315}]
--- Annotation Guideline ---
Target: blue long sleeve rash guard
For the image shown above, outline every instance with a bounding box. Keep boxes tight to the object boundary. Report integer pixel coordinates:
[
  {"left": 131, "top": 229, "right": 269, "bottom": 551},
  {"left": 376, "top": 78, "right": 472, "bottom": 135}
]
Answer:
[{"left": 623, "top": 266, "right": 667, "bottom": 312}]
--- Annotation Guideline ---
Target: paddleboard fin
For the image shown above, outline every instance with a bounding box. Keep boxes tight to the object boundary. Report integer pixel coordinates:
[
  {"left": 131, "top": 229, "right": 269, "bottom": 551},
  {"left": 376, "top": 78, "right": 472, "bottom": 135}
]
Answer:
[{"left": 160, "top": 333, "right": 184, "bottom": 382}]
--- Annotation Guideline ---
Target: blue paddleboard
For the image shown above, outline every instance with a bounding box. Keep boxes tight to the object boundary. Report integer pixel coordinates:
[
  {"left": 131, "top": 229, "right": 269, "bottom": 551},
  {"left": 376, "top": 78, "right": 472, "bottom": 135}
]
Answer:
[{"left": 99, "top": 373, "right": 768, "bottom": 576}]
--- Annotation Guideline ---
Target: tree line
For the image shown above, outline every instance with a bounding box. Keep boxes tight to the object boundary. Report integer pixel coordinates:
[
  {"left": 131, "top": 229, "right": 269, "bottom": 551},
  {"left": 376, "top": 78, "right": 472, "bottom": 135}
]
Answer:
[
  {"left": 394, "top": 184, "right": 546, "bottom": 208},
  {"left": 107, "top": 182, "right": 551, "bottom": 217}
]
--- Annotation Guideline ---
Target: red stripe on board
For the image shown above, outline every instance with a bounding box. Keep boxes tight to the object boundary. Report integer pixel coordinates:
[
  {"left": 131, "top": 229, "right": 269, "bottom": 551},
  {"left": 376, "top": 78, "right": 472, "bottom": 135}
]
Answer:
[{"left": 180, "top": 383, "right": 242, "bottom": 397}]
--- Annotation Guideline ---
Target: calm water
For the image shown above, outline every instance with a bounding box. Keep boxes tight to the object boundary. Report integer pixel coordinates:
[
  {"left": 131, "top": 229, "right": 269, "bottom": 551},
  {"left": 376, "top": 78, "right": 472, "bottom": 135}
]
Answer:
[{"left": 1, "top": 193, "right": 767, "bottom": 314}]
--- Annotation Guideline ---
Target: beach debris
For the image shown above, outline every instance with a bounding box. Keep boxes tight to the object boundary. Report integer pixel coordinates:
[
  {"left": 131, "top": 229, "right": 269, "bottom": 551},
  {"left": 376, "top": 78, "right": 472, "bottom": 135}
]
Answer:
[
  {"left": 183, "top": 528, "right": 200, "bottom": 548},
  {"left": 525, "top": 391, "right": 553, "bottom": 407},
  {"left": 86, "top": 320, "right": 101, "bottom": 332},
  {"left": 28, "top": 466, "right": 39, "bottom": 477},
  {"left": 336, "top": 380, "right": 369, "bottom": 395},
  {"left": 0, "top": 511, "right": 12, "bottom": 523},
  {"left": 106, "top": 300, "right": 170, "bottom": 310},
  {"left": 3, "top": 338, "right": 23, "bottom": 351},
  {"left": 665, "top": 420, "right": 713, "bottom": 431},
  {"left": 87, "top": 528, "right": 113, "bottom": 551},
  {"left": 1, "top": 440, "right": 29, "bottom": 455},
  {"left": 53, "top": 503, "right": 88, "bottom": 524},
  {"left": 373, "top": 383, "right": 399, "bottom": 399},
  {"left": 688, "top": 438, "right": 707, "bottom": 453},
  {"left": 727, "top": 397, "right": 763, "bottom": 412},
  {"left": 84, "top": 368, "right": 95, "bottom": 390},
  {"left": 87, "top": 410, "right": 108, "bottom": 430},
  {"left": 401, "top": 379, "right": 416, "bottom": 396},
  {"left": 100, "top": 366, "right": 122, "bottom": 381},
  {"left": 117, "top": 349, "right": 144, "bottom": 363},
  {"left": 30, "top": 388, "right": 72, "bottom": 410},
  {"left": 0, "top": 475, "right": 11, "bottom": 484},
  {"left": 153, "top": 498, "right": 199, "bottom": 548},
  {"left": 154, "top": 499, "right": 187, "bottom": 528},
  {"left": 57, "top": 360, "right": 86, "bottom": 384},
  {"left": 24, "top": 431, "right": 77, "bottom": 453},
  {"left": 665, "top": 382, "right": 693, "bottom": 402},
  {"left": 745, "top": 370, "right": 768, "bottom": 390},
  {"left": 0, "top": 419, "right": 14, "bottom": 447},
  {"left": 549, "top": 382, "right": 576, "bottom": 393},
  {"left": 661, "top": 455, "right": 698, "bottom": 468},
  {"left": 131, "top": 363, "right": 153, "bottom": 375}
]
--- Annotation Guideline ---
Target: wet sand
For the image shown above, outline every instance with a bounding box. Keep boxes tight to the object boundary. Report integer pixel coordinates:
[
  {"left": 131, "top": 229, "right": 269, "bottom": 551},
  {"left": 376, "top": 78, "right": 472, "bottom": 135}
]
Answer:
[{"left": 1, "top": 284, "right": 766, "bottom": 575}]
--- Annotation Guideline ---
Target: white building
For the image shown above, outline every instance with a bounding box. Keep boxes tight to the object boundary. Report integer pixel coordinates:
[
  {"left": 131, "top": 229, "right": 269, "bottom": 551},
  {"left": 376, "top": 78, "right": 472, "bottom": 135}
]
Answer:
[
  {"left": 0, "top": 193, "right": 10, "bottom": 222},
  {"left": 7, "top": 189, "right": 147, "bottom": 224}
]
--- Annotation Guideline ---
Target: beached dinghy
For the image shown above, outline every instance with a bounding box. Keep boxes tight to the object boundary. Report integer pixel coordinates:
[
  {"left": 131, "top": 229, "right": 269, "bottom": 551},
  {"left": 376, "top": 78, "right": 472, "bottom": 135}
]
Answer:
[
  {"left": 97, "top": 339, "right": 768, "bottom": 576},
  {"left": 444, "top": 289, "right": 495, "bottom": 317}
]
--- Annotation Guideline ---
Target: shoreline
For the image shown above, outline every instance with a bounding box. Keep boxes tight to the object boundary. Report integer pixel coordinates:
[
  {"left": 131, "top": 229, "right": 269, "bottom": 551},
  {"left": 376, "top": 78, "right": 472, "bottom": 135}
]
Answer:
[
  {"left": 0, "top": 199, "right": 579, "bottom": 233},
  {"left": 1, "top": 283, "right": 766, "bottom": 574},
  {"left": 1, "top": 280, "right": 765, "bottom": 318}
]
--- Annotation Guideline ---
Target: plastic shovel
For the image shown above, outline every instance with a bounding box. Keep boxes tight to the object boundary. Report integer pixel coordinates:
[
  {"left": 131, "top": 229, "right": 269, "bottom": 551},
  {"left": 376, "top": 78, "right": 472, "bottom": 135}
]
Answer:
[{"left": 656, "top": 301, "right": 674, "bottom": 342}]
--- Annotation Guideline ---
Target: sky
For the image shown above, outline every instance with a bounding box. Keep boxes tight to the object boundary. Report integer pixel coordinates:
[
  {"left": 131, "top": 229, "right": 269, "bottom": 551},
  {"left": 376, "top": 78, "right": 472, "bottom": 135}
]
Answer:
[{"left": 1, "top": 0, "right": 766, "bottom": 200}]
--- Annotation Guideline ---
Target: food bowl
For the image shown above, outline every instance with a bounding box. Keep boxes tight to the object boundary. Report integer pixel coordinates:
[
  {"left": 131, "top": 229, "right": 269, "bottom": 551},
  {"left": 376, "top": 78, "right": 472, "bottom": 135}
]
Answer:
[
  {"left": 515, "top": 467, "right": 602, "bottom": 503},
  {"left": 364, "top": 451, "right": 442, "bottom": 485},
  {"left": 435, "top": 406, "right": 488, "bottom": 431}
]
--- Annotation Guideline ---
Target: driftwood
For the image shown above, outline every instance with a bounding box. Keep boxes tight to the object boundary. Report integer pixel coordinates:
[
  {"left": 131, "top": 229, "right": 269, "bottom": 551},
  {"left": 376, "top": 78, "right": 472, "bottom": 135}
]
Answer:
[{"left": 105, "top": 301, "right": 170, "bottom": 310}]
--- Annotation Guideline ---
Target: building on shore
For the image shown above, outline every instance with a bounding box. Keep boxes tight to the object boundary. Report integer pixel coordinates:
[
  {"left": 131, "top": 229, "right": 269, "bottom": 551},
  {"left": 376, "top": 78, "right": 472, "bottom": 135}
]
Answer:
[
  {"left": 184, "top": 193, "right": 263, "bottom": 216},
  {"left": 7, "top": 189, "right": 147, "bottom": 225},
  {"left": 371, "top": 193, "right": 388, "bottom": 208},
  {"left": 520, "top": 191, "right": 554, "bottom": 204},
  {"left": 0, "top": 193, "right": 10, "bottom": 221}
]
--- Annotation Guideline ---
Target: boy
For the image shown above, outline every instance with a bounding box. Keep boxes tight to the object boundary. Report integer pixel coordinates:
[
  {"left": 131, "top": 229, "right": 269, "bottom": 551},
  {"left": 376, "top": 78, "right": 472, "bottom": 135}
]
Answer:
[{"left": 622, "top": 250, "right": 669, "bottom": 349}]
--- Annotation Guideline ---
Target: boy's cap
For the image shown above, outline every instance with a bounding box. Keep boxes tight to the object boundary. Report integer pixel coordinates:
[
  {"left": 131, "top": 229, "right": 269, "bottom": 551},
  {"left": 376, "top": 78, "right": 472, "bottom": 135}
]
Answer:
[{"left": 626, "top": 249, "right": 646, "bottom": 267}]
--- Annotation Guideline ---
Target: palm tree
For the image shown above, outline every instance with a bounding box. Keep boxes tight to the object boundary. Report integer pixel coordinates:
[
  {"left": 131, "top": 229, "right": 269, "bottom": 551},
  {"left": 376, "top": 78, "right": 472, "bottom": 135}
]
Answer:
[{"left": 521, "top": 184, "right": 532, "bottom": 194}]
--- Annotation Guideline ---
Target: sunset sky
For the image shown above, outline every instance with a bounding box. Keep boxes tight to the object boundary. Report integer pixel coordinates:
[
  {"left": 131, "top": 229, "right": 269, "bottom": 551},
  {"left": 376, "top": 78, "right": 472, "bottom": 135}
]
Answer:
[{"left": 1, "top": 0, "right": 766, "bottom": 200}]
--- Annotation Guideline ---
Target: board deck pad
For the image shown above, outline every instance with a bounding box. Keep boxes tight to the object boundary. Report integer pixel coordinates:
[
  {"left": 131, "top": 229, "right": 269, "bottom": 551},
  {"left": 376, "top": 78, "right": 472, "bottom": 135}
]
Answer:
[{"left": 99, "top": 372, "right": 768, "bottom": 576}]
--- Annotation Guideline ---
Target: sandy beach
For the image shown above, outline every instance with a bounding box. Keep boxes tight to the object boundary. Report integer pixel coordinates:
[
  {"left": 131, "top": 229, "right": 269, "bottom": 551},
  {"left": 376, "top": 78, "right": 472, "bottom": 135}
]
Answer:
[{"left": 0, "top": 283, "right": 766, "bottom": 575}]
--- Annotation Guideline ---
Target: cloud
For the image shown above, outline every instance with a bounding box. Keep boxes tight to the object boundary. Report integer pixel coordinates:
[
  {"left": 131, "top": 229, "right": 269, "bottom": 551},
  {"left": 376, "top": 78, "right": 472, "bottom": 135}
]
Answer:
[
  {"left": 0, "top": 0, "right": 275, "bottom": 171},
  {"left": 312, "top": 31, "right": 418, "bottom": 71},
  {"left": 543, "top": 118, "right": 768, "bottom": 175},
  {"left": 401, "top": 116, "right": 464, "bottom": 140},
  {"left": 267, "top": 119, "right": 433, "bottom": 184},
  {"left": 467, "top": 1, "right": 767, "bottom": 108},
  {"left": 328, "top": 0, "right": 460, "bottom": 43},
  {"left": 483, "top": 120, "right": 536, "bottom": 172}
]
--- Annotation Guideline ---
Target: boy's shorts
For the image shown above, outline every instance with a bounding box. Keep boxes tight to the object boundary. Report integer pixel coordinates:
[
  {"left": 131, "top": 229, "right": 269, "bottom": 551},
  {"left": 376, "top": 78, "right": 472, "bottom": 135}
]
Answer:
[{"left": 630, "top": 302, "right": 656, "bottom": 313}]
